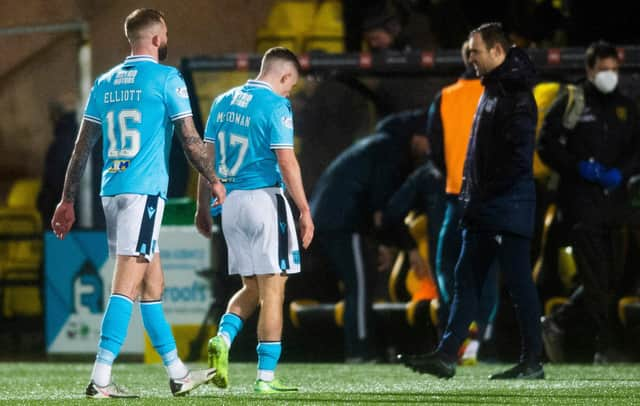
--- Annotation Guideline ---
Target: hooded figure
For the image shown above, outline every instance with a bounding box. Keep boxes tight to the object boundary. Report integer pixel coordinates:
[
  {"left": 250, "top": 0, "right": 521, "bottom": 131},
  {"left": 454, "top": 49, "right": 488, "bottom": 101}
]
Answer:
[
  {"left": 311, "top": 109, "right": 429, "bottom": 234},
  {"left": 310, "top": 108, "right": 429, "bottom": 362}
]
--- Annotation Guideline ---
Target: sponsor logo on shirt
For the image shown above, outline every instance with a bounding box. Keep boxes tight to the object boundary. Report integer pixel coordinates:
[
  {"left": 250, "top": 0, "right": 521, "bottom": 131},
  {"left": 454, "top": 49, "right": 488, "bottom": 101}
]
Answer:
[
  {"left": 107, "top": 160, "right": 130, "bottom": 173},
  {"left": 231, "top": 91, "right": 253, "bottom": 108},
  {"left": 114, "top": 70, "right": 138, "bottom": 85}
]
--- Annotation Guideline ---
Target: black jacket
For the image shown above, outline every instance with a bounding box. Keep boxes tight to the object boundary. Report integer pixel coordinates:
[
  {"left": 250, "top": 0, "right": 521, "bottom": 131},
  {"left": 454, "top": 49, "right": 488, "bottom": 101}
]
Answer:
[
  {"left": 379, "top": 161, "right": 446, "bottom": 252},
  {"left": 460, "top": 47, "right": 538, "bottom": 238},
  {"left": 37, "top": 112, "right": 77, "bottom": 228},
  {"left": 537, "top": 81, "right": 640, "bottom": 226}
]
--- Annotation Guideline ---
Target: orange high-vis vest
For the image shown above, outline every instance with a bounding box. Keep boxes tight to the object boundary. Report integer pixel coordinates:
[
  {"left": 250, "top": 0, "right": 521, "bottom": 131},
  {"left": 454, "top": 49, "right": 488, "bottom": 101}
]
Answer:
[{"left": 439, "top": 78, "right": 484, "bottom": 194}]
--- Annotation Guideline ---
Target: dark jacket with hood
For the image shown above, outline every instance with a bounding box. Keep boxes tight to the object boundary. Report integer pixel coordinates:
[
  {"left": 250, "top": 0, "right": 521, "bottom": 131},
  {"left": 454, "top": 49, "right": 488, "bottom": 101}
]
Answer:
[
  {"left": 379, "top": 160, "right": 446, "bottom": 257},
  {"left": 311, "top": 109, "right": 427, "bottom": 233},
  {"left": 37, "top": 111, "right": 78, "bottom": 228},
  {"left": 459, "top": 47, "right": 538, "bottom": 238},
  {"left": 537, "top": 81, "right": 640, "bottom": 227}
]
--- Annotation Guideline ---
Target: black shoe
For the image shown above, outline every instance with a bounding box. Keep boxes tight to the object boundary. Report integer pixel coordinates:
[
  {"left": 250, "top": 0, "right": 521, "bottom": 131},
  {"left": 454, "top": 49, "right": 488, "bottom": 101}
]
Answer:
[
  {"left": 541, "top": 316, "right": 565, "bottom": 363},
  {"left": 398, "top": 352, "right": 456, "bottom": 379},
  {"left": 489, "top": 362, "right": 544, "bottom": 380}
]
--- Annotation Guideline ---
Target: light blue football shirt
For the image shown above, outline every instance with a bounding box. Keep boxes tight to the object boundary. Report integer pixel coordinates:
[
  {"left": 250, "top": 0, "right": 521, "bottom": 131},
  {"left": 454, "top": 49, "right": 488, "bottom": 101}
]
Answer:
[
  {"left": 84, "top": 55, "right": 192, "bottom": 199},
  {"left": 204, "top": 80, "right": 294, "bottom": 194}
]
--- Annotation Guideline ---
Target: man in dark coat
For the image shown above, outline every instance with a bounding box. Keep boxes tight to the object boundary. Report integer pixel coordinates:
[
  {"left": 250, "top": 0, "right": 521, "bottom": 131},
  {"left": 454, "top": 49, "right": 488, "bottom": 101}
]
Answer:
[
  {"left": 537, "top": 41, "right": 640, "bottom": 363},
  {"left": 37, "top": 102, "right": 78, "bottom": 229},
  {"left": 402, "top": 22, "right": 544, "bottom": 380}
]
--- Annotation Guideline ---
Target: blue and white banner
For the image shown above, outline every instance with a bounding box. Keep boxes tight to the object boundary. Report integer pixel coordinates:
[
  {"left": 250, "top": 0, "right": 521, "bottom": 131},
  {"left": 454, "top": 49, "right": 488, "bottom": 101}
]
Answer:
[
  {"left": 45, "top": 226, "right": 211, "bottom": 354},
  {"left": 155, "top": 226, "right": 212, "bottom": 322}
]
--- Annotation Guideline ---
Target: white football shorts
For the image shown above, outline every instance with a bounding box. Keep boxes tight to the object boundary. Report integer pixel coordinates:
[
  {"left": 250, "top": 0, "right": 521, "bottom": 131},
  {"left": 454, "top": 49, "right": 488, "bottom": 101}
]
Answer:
[
  {"left": 222, "top": 187, "right": 300, "bottom": 276},
  {"left": 101, "top": 194, "right": 165, "bottom": 261}
]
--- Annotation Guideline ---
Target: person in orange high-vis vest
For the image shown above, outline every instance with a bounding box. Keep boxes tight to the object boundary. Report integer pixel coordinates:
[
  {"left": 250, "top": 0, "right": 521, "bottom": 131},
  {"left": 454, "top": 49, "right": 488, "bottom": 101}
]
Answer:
[{"left": 426, "top": 41, "right": 499, "bottom": 364}]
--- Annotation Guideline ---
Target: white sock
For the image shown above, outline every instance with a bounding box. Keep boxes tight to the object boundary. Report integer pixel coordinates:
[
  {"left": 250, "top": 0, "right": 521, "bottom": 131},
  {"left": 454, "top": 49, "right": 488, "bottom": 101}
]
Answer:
[
  {"left": 91, "top": 362, "right": 112, "bottom": 387},
  {"left": 219, "top": 332, "right": 231, "bottom": 348},
  {"left": 165, "top": 357, "right": 190, "bottom": 380},
  {"left": 257, "top": 369, "right": 275, "bottom": 382}
]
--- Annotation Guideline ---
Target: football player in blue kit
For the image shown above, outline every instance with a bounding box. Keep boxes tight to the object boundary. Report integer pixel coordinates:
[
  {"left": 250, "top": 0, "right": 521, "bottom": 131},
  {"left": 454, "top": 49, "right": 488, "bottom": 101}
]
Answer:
[
  {"left": 195, "top": 47, "right": 314, "bottom": 393},
  {"left": 51, "top": 8, "right": 226, "bottom": 398}
]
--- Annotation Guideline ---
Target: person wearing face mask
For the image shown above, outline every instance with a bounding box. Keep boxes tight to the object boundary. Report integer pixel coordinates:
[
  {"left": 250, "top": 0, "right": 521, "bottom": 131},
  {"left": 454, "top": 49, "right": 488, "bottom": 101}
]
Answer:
[{"left": 537, "top": 41, "right": 640, "bottom": 364}]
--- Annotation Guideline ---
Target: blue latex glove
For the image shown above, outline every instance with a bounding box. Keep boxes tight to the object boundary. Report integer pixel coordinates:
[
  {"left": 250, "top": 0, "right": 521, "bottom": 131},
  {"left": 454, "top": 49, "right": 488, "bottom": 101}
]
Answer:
[
  {"left": 599, "top": 168, "right": 623, "bottom": 190},
  {"left": 577, "top": 160, "right": 605, "bottom": 183}
]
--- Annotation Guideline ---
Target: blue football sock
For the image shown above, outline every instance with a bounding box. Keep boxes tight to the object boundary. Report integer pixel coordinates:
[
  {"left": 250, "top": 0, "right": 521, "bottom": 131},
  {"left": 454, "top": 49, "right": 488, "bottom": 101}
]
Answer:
[
  {"left": 141, "top": 300, "right": 189, "bottom": 379},
  {"left": 140, "top": 300, "right": 177, "bottom": 362},
  {"left": 98, "top": 294, "right": 133, "bottom": 358},
  {"left": 218, "top": 313, "right": 244, "bottom": 346},
  {"left": 257, "top": 341, "right": 281, "bottom": 381}
]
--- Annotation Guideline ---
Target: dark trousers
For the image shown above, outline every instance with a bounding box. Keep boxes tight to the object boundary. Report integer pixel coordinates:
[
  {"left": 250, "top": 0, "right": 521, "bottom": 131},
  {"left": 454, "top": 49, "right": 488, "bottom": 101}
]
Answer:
[
  {"left": 554, "top": 224, "right": 625, "bottom": 353},
  {"left": 438, "top": 229, "right": 542, "bottom": 363},
  {"left": 317, "top": 230, "right": 374, "bottom": 359},
  {"left": 435, "top": 196, "right": 499, "bottom": 336}
]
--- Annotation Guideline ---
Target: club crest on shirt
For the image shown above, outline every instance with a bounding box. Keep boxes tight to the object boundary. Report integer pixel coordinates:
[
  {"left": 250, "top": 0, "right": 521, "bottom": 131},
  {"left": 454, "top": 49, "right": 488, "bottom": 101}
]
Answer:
[
  {"left": 281, "top": 116, "right": 293, "bottom": 129},
  {"left": 484, "top": 97, "right": 497, "bottom": 113},
  {"left": 578, "top": 113, "right": 597, "bottom": 123},
  {"left": 176, "top": 87, "right": 189, "bottom": 98},
  {"left": 616, "top": 106, "right": 627, "bottom": 122}
]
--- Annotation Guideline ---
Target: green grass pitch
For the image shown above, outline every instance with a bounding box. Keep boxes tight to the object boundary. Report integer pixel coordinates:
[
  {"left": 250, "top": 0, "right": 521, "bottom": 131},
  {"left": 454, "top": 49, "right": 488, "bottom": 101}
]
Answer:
[{"left": 1, "top": 362, "right": 639, "bottom": 404}]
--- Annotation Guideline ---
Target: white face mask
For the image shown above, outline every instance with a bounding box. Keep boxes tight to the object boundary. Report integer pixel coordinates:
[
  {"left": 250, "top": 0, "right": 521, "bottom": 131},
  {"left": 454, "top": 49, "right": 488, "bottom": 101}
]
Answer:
[{"left": 592, "top": 70, "right": 618, "bottom": 94}]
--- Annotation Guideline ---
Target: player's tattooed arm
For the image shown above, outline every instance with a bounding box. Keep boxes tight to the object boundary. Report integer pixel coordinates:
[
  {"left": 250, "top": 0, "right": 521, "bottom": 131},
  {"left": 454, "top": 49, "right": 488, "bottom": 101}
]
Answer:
[
  {"left": 61, "top": 119, "right": 102, "bottom": 202},
  {"left": 174, "top": 117, "right": 218, "bottom": 185}
]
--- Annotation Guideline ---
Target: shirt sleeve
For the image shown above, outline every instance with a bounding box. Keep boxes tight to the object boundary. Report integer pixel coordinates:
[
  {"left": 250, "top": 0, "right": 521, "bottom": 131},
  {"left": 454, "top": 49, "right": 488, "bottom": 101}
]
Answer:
[
  {"left": 204, "top": 97, "right": 220, "bottom": 143},
  {"left": 164, "top": 69, "right": 193, "bottom": 122},
  {"left": 269, "top": 100, "right": 294, "bottom": 149},
  {"left": 83, "top": 81, "right": 101, "bottom": 124}
]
